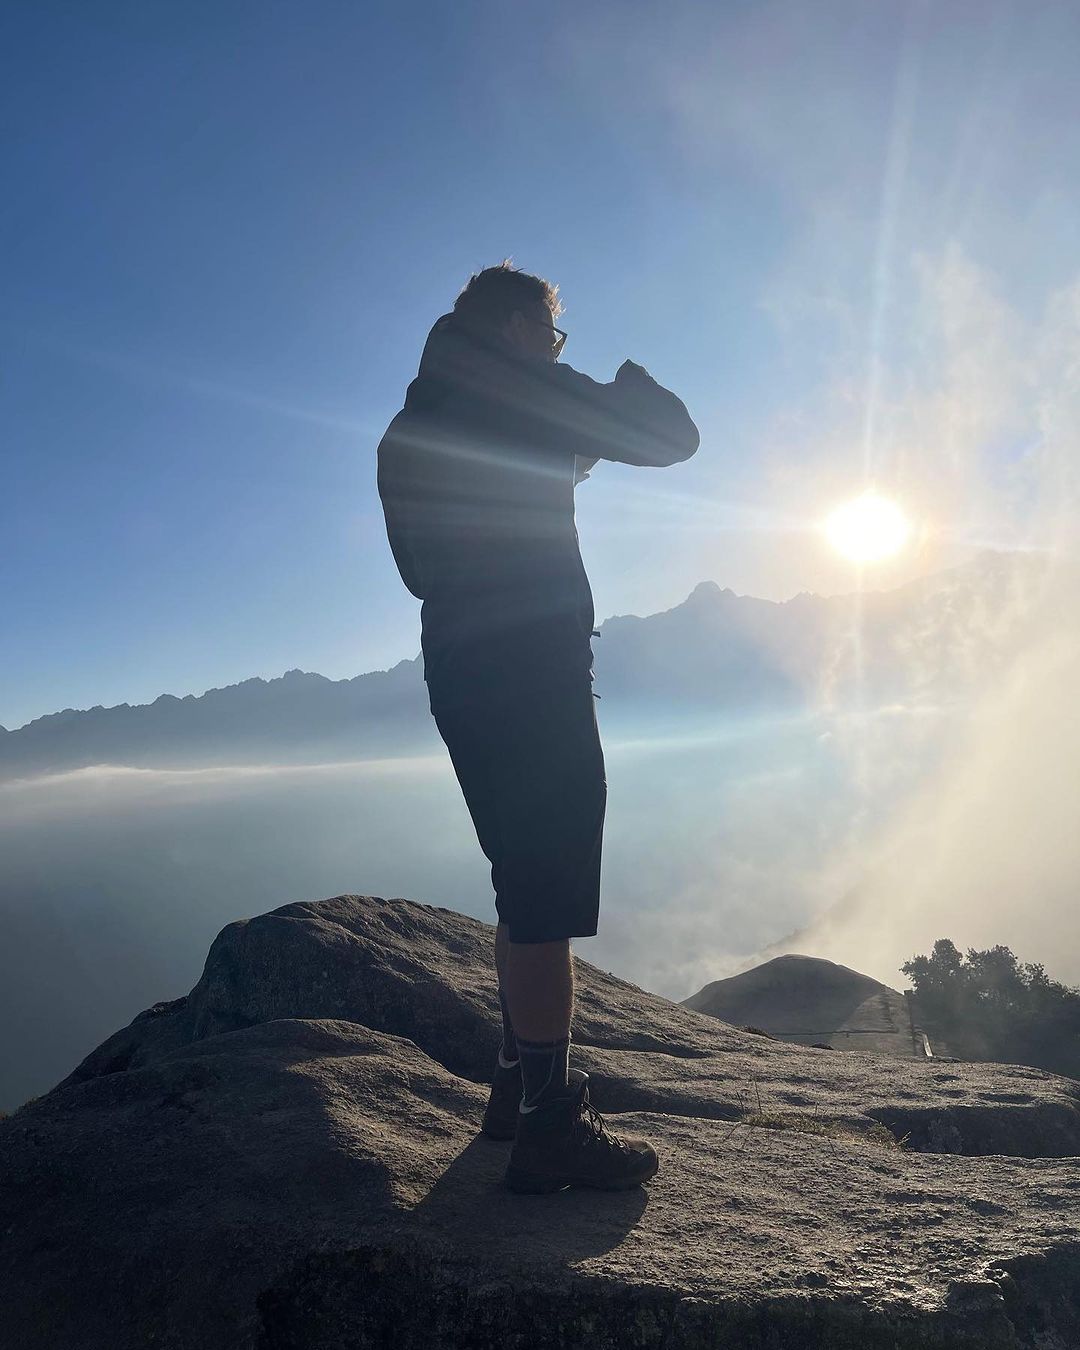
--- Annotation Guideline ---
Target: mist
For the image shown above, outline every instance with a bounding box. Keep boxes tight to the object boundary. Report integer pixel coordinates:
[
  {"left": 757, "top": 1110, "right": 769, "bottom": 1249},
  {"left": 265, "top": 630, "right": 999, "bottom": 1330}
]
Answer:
[
  {"left": 786, "top": 554, "right": 1080, "bottom": 990},
  {"left": 1, "top": 704, "right": 920, "bottom": 1113}
]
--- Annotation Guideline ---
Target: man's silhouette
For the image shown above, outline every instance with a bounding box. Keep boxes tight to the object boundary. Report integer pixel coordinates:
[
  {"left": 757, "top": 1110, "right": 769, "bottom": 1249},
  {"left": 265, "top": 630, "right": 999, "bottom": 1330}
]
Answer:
[{"left": 377, "top": 262, "right": 698, "bottom": 1192}]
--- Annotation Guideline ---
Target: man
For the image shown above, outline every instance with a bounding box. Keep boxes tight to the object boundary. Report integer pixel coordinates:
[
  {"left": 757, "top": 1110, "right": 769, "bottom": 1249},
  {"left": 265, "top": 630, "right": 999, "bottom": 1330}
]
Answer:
[{"left": 377, "top": 261, "right": 699, "bottom": 1193}]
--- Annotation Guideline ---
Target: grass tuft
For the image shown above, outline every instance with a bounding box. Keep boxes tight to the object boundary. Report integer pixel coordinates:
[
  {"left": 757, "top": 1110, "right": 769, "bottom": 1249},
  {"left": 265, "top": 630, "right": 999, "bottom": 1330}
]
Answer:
[{"left": 720, "top": 1077, "right": 909, "bottom": 1152}]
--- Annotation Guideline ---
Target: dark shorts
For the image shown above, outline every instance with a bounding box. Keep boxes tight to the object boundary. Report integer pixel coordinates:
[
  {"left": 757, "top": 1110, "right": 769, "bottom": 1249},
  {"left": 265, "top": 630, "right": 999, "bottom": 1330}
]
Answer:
[{"left": 428, "top": 679, "right": 607, "bottom": 943}]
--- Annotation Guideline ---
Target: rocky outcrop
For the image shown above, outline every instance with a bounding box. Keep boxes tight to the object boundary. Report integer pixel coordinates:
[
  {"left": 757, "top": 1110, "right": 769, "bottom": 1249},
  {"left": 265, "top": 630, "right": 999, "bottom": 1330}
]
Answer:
[{"left": 2, "top": 894, "right": 1079, "bottom": 1349}]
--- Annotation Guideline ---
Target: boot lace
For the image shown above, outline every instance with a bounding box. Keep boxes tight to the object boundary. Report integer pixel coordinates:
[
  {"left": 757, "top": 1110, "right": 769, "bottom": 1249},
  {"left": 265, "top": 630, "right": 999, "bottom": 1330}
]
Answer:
[{"left": 575, "top": 1097, "right": 630, "bottom": 1154}]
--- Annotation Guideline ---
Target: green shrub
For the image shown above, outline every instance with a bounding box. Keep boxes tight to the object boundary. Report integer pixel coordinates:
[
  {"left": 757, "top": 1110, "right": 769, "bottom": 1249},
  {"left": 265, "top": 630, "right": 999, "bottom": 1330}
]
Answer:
[{"left": 903, "top": 939, "right": 1080, "bottom": 1079}]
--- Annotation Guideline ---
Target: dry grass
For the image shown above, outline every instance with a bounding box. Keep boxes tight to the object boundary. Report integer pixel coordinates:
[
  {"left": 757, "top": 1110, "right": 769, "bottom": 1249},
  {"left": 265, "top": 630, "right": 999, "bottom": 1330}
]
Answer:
[{"left": 721, "top": 1078, "right": 909, "bottom": 1152}]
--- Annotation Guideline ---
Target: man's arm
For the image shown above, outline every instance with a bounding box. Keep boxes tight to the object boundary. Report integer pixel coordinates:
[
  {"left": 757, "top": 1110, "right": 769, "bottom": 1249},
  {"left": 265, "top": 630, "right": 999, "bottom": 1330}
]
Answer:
[{"left": 547, "top": 358, "right": 699, "bottom": 468}]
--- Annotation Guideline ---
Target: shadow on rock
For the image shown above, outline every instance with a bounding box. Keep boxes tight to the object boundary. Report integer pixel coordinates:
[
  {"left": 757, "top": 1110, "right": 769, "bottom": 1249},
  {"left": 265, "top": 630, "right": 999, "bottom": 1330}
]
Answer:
[
  {"left": 259, "top": 1133, "right": 654, "bottom": 1350},
  {"left": 406, "top": 1131, "right": 650, "bottom": 1259}
]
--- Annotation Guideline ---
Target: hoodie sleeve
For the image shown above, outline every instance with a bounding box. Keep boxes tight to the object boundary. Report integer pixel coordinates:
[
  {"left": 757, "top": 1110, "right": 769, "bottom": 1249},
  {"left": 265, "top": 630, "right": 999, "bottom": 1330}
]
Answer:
[
  {"left": 376, "top": 410, "right": 430, "bottom": 600},
  {"left": 541, "top": 358, "right": 700, "bottom": 468}
]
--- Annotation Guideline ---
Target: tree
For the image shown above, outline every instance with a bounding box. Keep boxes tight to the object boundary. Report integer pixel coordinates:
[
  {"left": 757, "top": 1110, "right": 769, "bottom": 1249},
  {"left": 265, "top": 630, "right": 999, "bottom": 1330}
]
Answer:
[{"left": 902, "top": 939, "right": 1080, "bottom": 1080}]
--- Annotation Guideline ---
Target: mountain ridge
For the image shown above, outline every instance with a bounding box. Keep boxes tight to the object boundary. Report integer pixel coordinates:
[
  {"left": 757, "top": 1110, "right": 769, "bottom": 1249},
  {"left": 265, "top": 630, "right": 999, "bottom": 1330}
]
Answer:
[
  {"left": 5, "top": 554, "right": 1012, "bottom": 734},
  {"left": 1, "top": 550, "right": 1043, "bottom": 782}
]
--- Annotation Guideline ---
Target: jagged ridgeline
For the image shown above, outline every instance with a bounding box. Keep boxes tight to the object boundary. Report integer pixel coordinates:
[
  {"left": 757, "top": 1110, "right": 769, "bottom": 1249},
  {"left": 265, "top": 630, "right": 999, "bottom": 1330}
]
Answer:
[
  {"left": 0, "top": 552, "right": 1042, "bottom": 782},
  {"left": 3, "top": 894, "right": 1079, "bottom": 1349}
]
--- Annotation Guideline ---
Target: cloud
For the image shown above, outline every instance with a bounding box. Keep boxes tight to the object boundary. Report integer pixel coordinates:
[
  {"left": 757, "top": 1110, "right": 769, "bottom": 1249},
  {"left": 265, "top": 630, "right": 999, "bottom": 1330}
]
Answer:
[{"left": 0, "top": 755, "right": 447, "bottom": 820}]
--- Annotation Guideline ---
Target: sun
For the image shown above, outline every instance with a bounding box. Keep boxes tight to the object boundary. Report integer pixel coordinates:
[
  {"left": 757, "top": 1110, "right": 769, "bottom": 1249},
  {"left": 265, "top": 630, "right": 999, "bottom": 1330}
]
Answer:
[{"left": 824, "top": 492, "right": 911, "bottom": 564}]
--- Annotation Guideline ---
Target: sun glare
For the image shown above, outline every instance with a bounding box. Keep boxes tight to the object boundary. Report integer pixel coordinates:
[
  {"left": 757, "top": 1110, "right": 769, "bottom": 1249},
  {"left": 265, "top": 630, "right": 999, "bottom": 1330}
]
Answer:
[{"left": 824, "top": 492, "right": 911, "bottom": 564}]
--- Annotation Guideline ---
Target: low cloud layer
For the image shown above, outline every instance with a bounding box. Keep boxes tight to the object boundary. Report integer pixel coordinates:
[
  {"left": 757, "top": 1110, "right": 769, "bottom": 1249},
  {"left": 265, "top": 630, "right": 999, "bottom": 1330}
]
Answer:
[
  {"left": 0, "top": 714, "right": 881, "bottom": 1111},
  {"left": 4, "top": 593, "right": 1022, "bottom": 1115}
]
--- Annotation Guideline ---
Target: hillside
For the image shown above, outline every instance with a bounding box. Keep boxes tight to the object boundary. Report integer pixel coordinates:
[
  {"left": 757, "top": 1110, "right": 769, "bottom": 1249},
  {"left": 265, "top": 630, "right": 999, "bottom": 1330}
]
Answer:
[{"left": 682, "top": 953, "right": 920, "bottom": 1058}]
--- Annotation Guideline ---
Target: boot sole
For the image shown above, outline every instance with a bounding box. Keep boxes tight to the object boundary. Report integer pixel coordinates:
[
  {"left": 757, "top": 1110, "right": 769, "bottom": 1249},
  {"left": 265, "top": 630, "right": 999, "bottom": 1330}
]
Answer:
[{"left": 504, "top": 1153, "right": 659, "bottom": 1194}]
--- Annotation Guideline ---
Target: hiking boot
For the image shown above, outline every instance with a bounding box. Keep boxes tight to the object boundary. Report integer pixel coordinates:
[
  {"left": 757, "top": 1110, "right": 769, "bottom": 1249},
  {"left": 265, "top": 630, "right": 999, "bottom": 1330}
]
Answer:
[
  {"left": 505, "top": 1068, "right": 659, "bottom": 1193},
  {"left": 481, "top": 1056, "right": 523, "bottom": 1140}
]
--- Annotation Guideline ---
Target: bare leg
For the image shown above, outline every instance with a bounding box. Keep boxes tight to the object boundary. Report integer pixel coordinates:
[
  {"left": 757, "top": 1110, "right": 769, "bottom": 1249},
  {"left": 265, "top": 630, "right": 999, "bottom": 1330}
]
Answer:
[
  {"left": 495, "top": 921, "right": 519, "bottom": 1062},
  {"left": 496, "top": 920, "right": 511, "bottom": 991},
  {"left": 504, "top": 937, "right": 574, "bottom": 1043}
]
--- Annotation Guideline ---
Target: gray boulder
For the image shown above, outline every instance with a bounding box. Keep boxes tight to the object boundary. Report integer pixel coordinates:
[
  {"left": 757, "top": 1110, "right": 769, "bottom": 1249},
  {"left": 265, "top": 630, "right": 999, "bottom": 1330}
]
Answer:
[{"left": 2, "top": 893, "right": 1079, "bottom": 1348}]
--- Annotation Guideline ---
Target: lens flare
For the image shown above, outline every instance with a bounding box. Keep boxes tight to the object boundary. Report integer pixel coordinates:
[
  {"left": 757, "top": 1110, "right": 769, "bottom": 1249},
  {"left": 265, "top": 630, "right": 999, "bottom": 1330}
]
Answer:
[{"left": 824, "top": 492, "right": 911, "bottom": 563}]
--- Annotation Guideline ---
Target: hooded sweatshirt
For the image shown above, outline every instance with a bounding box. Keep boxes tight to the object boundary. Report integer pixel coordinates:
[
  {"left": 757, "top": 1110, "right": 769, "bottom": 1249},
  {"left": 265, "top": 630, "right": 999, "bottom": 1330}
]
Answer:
[{"left": 377, "top": 312, "right": 699, "bottom": 703}]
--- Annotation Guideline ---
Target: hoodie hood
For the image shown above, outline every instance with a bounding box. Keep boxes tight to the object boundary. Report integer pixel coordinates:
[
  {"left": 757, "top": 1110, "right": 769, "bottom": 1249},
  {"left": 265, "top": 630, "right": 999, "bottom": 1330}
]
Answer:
[{"left": 402, "top": 312, "right": 544, "bottom": 418}]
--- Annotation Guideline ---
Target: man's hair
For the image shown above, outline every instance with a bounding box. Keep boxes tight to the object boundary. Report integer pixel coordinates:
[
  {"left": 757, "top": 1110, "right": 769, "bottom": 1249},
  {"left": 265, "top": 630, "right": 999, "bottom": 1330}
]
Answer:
[{"left": 452, "top": 259, "right": 563, "bottom": 331}]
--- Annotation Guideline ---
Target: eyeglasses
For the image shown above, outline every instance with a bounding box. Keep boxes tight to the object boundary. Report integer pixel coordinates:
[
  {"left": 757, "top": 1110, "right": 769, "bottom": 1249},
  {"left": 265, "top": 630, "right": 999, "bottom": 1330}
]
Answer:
[{"left": 523, "top": 315, "right": 568, "bottom": 359}]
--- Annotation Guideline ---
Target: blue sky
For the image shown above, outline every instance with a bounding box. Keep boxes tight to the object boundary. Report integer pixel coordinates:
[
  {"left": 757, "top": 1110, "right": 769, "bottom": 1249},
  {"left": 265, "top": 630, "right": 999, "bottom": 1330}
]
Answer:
[{"left": 4, "top": 0, "right": 1078, "bottom": 730}]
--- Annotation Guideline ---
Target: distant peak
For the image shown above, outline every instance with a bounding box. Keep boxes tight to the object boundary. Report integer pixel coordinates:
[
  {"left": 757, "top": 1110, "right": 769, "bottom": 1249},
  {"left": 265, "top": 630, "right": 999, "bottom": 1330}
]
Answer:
[
  {"left": 687, "top": 580, "right": 731, "bottom": 601},
  {"left": 280, "top": 668, "right": 331, "bottom": 686}
]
